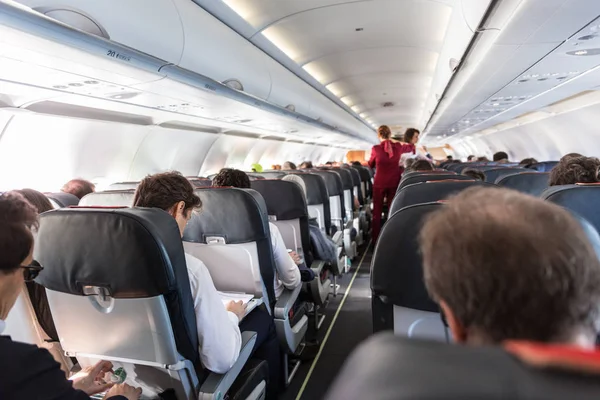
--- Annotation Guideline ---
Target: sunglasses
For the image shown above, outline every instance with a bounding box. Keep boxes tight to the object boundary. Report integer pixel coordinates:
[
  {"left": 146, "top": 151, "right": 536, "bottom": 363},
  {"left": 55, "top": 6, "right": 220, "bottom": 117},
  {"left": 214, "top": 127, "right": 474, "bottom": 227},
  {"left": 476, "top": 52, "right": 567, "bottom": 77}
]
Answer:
[{"left": 20, "top": 260, "right": 43, "bottom": 282}]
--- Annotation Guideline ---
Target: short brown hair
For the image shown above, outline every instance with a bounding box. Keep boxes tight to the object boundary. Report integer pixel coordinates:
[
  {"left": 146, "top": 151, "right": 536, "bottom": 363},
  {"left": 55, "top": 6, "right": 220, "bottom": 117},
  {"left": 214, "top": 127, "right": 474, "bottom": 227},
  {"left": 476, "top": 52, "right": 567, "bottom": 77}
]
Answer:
[
  {"left": 410, "top": 159, "right": 433, "bottom": 172},
  {"left": 549, "top": 156, "right": 600, "bottom": 186},
  {"left": 133, "top": 171, "right": 201, "bottom": 214},
  {"left": 420, "top": 187, "right": 600, "bottom": 344},
  {"left": 461, "top": 168, "right": 485, "bottom": 181},
  {"left": 377, "top": 125, "right": 392, "bottom": 140},
  {"left": 212, "top": 168, "right": 251, "bottom": 189},
  {"left": 14, "top": 189, "right": 53, "bottom": 214},
  {"left": 61, "top": 179, "right": 95, "bottom": 199},
  {"left": 0, "top": 192, "right": 38, "bottom": 274}
]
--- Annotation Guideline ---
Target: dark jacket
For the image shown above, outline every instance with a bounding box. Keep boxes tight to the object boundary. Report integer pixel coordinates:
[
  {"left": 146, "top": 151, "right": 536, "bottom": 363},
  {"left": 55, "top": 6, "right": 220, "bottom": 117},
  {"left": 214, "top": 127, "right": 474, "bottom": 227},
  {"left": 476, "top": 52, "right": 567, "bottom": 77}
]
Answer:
[{"left": 0, "top": 336, "right": 126, "bottom": 400}]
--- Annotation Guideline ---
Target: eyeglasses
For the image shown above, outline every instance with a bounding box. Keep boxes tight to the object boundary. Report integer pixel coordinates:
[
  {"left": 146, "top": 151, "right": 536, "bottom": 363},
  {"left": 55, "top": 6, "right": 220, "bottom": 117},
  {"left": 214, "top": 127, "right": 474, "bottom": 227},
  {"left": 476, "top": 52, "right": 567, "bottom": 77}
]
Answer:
[{"left": 20, "top": 260, "right": 43, "bottom": 282}]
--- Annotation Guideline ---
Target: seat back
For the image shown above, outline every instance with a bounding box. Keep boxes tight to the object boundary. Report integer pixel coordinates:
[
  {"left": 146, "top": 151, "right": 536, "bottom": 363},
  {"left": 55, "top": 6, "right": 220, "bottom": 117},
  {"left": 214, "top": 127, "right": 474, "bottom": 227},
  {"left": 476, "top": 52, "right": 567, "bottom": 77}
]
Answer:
[
  {"left": 183, "top": 188, "right": 276, "bottom": 309},
  {"left": 291, "top": 173, "right": 331, "bottom": 235},
  {"left": 313, "top": 170, "right": 345, "bottom": 231},
  {"left": 35, "top": 208, "right": 200, "bottom": 398},
  {"left": 371, "top": 203, "right": 446, "bottom": 339},
  {"left": 187, "top": 178, "right": 212, "bottom": 188},
  {"left": 483, "top": 167, "right": 528, "bottom": 183},
  {"left": 541, "top": 185, "right": 600, "bottom": 230},
  {"left": 530, "top": 161, "right": 559, "bottom": 172},
  {"left": 401, "top": 170, "right": 455, "bottom": 180},
  {"left": 344, "top": 166, "right": 363, "bottom": 205},
  {"left": 79, "top": 190, "right": 135, "bottom": 207},
  {"left": 108, "top": 182, "right": 139, "bottom": 190},
  {"left": 250, "top": 180, "right": 310, "bottom": 261},
  {"left": 253, "top": 171, "right": 287, "bottom": 179},
  {"left": 390, "top": 181, "right": 493, "bottom": 216},
  {"left": 45, "top": 192, "right": 80, "bottom": 208},
  {"left": 398, "top": 174, "right": 472, "bottom": 191},
  {"left": 352, "top": 165, "right": 373, "bottom": 200},
  {"left": 326, "top": 334, "right": 600, "bottom": 400},
  {"left": 329, "top": 168, "right": 354, "bottom": 221},
  {"left": 496, "top": 172, "right": 550, "bottom": 196}
]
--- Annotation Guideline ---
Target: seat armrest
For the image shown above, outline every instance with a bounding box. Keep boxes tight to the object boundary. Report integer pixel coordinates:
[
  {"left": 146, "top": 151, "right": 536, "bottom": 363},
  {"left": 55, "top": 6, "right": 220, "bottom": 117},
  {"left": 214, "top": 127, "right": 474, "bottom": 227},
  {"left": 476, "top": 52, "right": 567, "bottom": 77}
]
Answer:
[
  {"left": 332, "top": 231, "right": 343, "bottom": 246},
  {"left": 274, "top": 285, "right": 301, "bottom": 319},
  {"left": 310, "top": 260, "right": 326, "bottom": 275},
  {"left": 199, "top": 331, "right": 257, "bottom": 400}
]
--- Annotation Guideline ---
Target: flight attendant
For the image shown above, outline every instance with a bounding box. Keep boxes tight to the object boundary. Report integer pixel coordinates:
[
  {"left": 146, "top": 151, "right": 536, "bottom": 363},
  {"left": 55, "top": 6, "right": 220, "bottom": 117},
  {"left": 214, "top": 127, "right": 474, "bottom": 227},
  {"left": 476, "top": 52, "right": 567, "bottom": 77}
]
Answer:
[{"left": 368, "top": 125, "right": 417, "bottom": 242}]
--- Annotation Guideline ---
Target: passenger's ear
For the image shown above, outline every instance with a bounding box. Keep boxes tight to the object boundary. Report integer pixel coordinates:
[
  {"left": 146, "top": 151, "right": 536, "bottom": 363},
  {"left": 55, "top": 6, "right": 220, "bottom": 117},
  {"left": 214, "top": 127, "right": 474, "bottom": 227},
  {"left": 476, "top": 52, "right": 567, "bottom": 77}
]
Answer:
[
  {"left": 440, "top": 301, "right": 467, "bottom": 343},
  {"left": 168, "top": 201, "right": 186, "bottom": 218}
]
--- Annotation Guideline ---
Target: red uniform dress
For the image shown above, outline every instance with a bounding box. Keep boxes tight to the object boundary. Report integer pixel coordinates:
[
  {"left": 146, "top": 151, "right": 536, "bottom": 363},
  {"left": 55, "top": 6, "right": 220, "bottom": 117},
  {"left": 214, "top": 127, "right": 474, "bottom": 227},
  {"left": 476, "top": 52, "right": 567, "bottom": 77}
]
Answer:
[{"left": 368, "top": 140, "right": 415, "bottom": 242}]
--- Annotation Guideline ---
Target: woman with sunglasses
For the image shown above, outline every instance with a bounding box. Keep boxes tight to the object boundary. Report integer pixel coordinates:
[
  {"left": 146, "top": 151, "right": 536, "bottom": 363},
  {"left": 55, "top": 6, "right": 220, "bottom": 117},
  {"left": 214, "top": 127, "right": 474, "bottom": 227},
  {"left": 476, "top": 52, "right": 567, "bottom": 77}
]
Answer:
[{"left": 0, "top": 192, "right": 141, "bottom": 400}]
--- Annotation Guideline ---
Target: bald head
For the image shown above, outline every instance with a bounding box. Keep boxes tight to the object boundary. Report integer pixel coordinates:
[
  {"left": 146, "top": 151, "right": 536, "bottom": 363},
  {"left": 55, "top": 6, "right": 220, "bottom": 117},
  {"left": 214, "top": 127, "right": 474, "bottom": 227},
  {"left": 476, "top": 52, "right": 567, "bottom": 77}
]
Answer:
[{"left": 420, "top": 187, "right": 600, "bottom": 346}]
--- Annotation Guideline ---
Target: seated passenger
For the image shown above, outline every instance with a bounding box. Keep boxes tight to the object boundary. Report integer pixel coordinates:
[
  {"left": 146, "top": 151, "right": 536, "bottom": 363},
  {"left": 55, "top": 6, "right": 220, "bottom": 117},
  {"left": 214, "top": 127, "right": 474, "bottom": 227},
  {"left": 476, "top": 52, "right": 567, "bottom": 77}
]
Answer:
[
  {"left": 212, "top": 168, "right": 302, "bottom": 296},
  {"left": 560, "top": 152, "right": 584, "bottom": 163},
  {"left": 251, "top": 163, "right": 263, "bottom": 173},
  {"left": 14, "top": 189, "right": 53, "bottom": 214},
  {"left": 519, "top": 157, "right": 538, "bottom": 168},
  {"left": 461, "top": 168, "right": 485, "bottom": 181},
  {"left": 549, "top": 156, "right": 600, "bottom": 186},
  {"left": 351, "top": 161, "right": 363, "bottom": 167},
  {"left": 61, "top": 179, "right": 95, "bottom": 200},
  {"left": 134, "top": 172, "right": 282, "bottom": 396},
  {"left": 299, "top": 161, "right": 314, "bottom": 169},
  {"left": 467, "top": 155, "right": 476, "bottom": 162},
  {"left": 477, "top": 156, "right": 490, "bottom": 162},
  {"left": 282, "top": 161, "right": 297, "bottom": 170},
  {"left": 419, "top": 187, "right": 600, "bottom": 348},
  {"left": 409, "top": 159, "right": 434, "bottom": 172},
  {"left": 402, "top": 156, "right": 416, "bottom": 171},
  {"left": 493, "top": 151, "right": 509, "bottom": 163},
  {"left": 0, "top": 192, "right": 141, "bottom": 400}
]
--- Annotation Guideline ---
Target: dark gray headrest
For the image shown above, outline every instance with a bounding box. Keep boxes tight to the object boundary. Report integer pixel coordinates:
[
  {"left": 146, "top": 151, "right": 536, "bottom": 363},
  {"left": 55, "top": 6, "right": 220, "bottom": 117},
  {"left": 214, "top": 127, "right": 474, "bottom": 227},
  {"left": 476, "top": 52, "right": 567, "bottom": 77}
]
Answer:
[
  {"left": 496, "top": 172, "right": 549, "bottom": 196},
  {"left": 250, "top": 180, "right": 307, "bottom": 221},
  {"left": 542, "top": 185, "right": 600, "bottom": 234},
  {"left": 326, "top": 333, "right": 600, "bottom": 400},
  {"left": 187, "top": 178, "right": 212, "bottom": 188},
  {"left": 402, "top": 170, "right": 455, "bottom": 180},
  {"left": 398, "top": 174, "right": 472, "bottom": 191},
  {"left": 328, "top": 168, "right": 353, "bottom": 190},
  {"left": 351, "top": 165, "right": 371, "bottom": 182},
  {"left": 183, "top": 188, "right": 269, "bottom": 244},
  {"left": 290, "top": 173, "right": 330, "bottom": 206},
  {"left": 530, "top": 161, "right": 558, "bottom": 172},
  {"left": 312, "top": 170, "right": 343, "bottom": 196},
  {"left": 108, "top": 182, "right": 139, "bottom": 190},
  {"left": 483, "top": 167, "right": 528, "bottom": 183},
  {"left": 45, "top": 192, "right": 80, "bottom": 207}
]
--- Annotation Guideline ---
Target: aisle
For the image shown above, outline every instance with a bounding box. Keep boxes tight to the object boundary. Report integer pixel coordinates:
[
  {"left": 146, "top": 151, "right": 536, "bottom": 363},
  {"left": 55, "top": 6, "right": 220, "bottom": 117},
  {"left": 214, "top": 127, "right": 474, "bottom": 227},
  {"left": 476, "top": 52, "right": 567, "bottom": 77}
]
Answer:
[{"left": 281, "top": 244, "right": 374, "bottom": 400}]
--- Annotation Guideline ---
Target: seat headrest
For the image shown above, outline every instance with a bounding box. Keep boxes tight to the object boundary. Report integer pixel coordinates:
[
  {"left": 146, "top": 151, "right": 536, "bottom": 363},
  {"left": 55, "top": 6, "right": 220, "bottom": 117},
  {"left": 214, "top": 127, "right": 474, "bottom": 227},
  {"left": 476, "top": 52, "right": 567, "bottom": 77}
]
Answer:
[
  {"left": 326, "top": 333, "right": 600, "bottom": 400},
  {"left": 328, "top": 168, "right": 354, "bottom": 190},
  {"left": 250, "top": 180, "right": 308, "bottom": 221},
  {"left": 530, "top": 161, "right": 559, "bottom": 172},
  {"left": 483, "top": 167, "right": 529, "bottom": 183},
  {"left": 253, "top": 171, "right": 287, "bottom": 179},
  {"left": 183, "top": 188, "right": 269, "bottom": 244},
  {"left": 391, "top": 181, "right": 492, "bottom": 216},
  {"left": 313, "top": 170, "right": 343, "bottom": 196},
  {"left": 342, "top": 166, "right": 361, "bottom": 186},
  {"left": 107, "top": 182, "right": 139, "bottom": 190},
  {"left": 351, "top": 165, "right": 371, "bottom": 182},
  {"left": 35, "top": 208, "right": 186, "bottom": 298},
  {"left": 79, "top": 190, "right": 135, "bottom": 207},
  {"left": 402, "top": 170, "right": 456, "bottom": 180},
  {"left": 398, "top": 174, "right": 472, "bottom": 191},
  {"left": 291, "top": 173, "right": 330, "bottom": 206},
  {"left": 372, "top": 202, "right": 442, "bottom": 312},
  {"left": 542, "top": 185, "right": 600, "bottom": 232},
  {"left": 496, "top": 172, "right": 549, "bottom": 196},
  {"left": 187, "top": 178, "right": 212, "bottom": 188},
  {"left": 45, "top": 192, "right": 80, "bottom": 208}
]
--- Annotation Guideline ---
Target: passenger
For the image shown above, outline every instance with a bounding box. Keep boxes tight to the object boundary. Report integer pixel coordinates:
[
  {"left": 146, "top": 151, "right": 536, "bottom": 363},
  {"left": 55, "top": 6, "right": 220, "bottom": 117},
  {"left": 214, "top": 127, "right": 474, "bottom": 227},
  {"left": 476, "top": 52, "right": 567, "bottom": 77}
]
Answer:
[
  {"left": 519, "top": 157, "right": 538, "bottom": 168},
  {"left": 0, "top": 192, "right": 141, "bottom": 399},
  {"left": 477, "top": 156, "right": 490, "bottom": 162},
  {"left": 461, "top": 168, "right": 485, "bottom": 181},
  {"left": 14, "top": 189, "right": 53, "bottom": 214},
  {"left": 61, "top": 179, "right": 95, "bottom": 200},
  {"left": 251, "top": 163, "right": 263, "bottom": 173},
  {"left": 420, "top": 187, "right": 600, "bottom": 347},
  {"left": 299, "top": 161, "right": 314, "bottom": 169},
  {"left": 272, "top": 165, "right": 282, "bottom": 171},
  {"left": 409, "top": 159, "right": 434, "bottom": 172},
  {"left": 549, "top": 156, "right": 600, "bottom": 186},
  {"left": 446, "top": 155, "right": 453, "bottom": 162},
  {"left": 560, "top": 152, "right": 584, "bottom": 163},
  {"left": 493, "top": 151, "right": 509, "bottom": 163},
  {"left": 283, "top": 161, "right": 297, "bottom": 170},
  {"left": 467, "top": 155, "right": 477, "bottom": 162},
  {"left": 212, "top": 168, "right": 303, "bottom": 295},
  {"left": 351, "top": 161, "right": 363, "bottom": 167},
  {"left": 368, "top": 125, "right": 416, "bottom": 242},
  {"left": 325, "top": 162, "right": 334, "bottom": 167}
]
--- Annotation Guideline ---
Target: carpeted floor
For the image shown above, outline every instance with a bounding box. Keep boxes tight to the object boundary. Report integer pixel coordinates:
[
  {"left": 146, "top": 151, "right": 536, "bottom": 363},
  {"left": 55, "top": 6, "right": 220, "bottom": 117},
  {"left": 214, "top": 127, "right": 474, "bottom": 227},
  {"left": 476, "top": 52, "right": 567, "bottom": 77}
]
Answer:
[{"left": 280, "top": 245, "right": 374, "bottom": 400}]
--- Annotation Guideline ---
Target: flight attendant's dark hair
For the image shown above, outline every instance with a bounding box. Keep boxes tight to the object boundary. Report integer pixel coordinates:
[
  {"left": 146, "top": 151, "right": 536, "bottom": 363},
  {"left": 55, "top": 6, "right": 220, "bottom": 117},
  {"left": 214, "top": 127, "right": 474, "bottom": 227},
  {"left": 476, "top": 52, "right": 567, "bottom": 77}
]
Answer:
[
  {"left": 377, "top": 125, "right": 392, "bottom": 140},
  {"left": 404, "top": 128, "right": 420, "bottom": 143}
]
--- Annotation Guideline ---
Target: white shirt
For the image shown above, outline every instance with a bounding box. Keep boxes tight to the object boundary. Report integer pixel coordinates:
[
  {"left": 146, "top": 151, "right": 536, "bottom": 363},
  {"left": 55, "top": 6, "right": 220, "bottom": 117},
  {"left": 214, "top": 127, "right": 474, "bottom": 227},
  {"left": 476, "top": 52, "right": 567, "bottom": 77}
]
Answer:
[
  {"left": 185, "top": 253, "right": 242, "bottom": 374},
  {"left": 268, "top": 223, "right": 302, "bottom": 298}
]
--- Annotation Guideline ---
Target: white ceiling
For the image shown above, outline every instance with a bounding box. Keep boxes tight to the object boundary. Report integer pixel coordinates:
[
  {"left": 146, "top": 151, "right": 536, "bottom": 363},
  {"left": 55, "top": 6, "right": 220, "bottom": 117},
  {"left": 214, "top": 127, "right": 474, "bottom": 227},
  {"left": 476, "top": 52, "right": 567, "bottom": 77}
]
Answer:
[{"left": 197, "top": 0, "right": 492, "bottom": 136}]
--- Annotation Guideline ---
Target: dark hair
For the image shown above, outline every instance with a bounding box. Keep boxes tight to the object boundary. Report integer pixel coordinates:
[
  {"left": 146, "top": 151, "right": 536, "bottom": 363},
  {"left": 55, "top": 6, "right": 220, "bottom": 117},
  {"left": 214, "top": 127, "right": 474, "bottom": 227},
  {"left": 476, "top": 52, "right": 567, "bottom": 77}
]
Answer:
[
  {"left": 461, "top": 168, "right": 485, "bottom": 181},
  {"left": 467, "top": 155, "right": 476, "bottom": 161},
  {"left": 404, "top": 128, "right": 420, "bottom": 143},
  {"left": 212, "top": 168, "right": 251, "bottom": 189},
  {"left": 410, "top": 159, "right": 434, "bottom": 172},
  {"left": 493, "top": 151, "right": 509, "bottom": 162},
  {"left": 351, "top": 161, "right": 362, "bottom": 167},
  {"left": 325, "top": 161, "right": 334, "bottom": 166},
  {"left": 0, "top": 192, "right": 38, "bottom": 274},
  {"left": 15, "top": 189, "right": 53, "bottom": 214},
  {"left": 377, "top": 125, "right": 392, "bottom": 140},
  {"left": 446, "top": 155, "right": 453, "bottom": 160},
  {"left": 299, "top": 161, "right": 314, "bottom": 169},
  {"left": 420, "top": 187, "right": 600, "bottom": 344},
  {"left": 61, "top": 179, "right": 95, "bottom": 199},
  {"left": 560, "top": 153, "right": 583, "bottom": 163},
  {"left": 519, "top": 158, "right": 538, "bottom": 168},
  {"left": 477, "top": 156, "right": 490, "bottom": 162},
  {"left": 549, "top": 156, "right": 600, "bottom": 186},
  {"left": 283, "top": 161, "right": 297, "bottom": 170},
  {"left": 133, "top": 171, "right": 201, "bottom": 214}
]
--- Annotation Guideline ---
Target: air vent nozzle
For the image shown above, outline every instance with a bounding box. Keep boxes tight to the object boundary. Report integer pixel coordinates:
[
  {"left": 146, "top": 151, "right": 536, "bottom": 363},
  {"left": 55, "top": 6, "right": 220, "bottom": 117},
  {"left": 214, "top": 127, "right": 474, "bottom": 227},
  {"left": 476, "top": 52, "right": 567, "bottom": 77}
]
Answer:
[{"left": 382, "top": 102, "right": 394, "bottom": 107}]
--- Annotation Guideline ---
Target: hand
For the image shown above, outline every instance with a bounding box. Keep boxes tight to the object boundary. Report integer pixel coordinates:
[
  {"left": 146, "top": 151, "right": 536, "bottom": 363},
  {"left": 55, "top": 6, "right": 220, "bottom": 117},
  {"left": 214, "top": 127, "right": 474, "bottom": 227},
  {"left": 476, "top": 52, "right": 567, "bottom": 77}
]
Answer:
[
  {"left": 71, "top": 360, "right": 114, "bottom": 395},
  {"left": 104, "top": 383, "right": 142, "bottom": 400},
  {"left": 226, "top": 300, "right": 247, "bottom": 321},
  {"left": 289, "top": 251, "right": 302, "bottom": 265}
]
